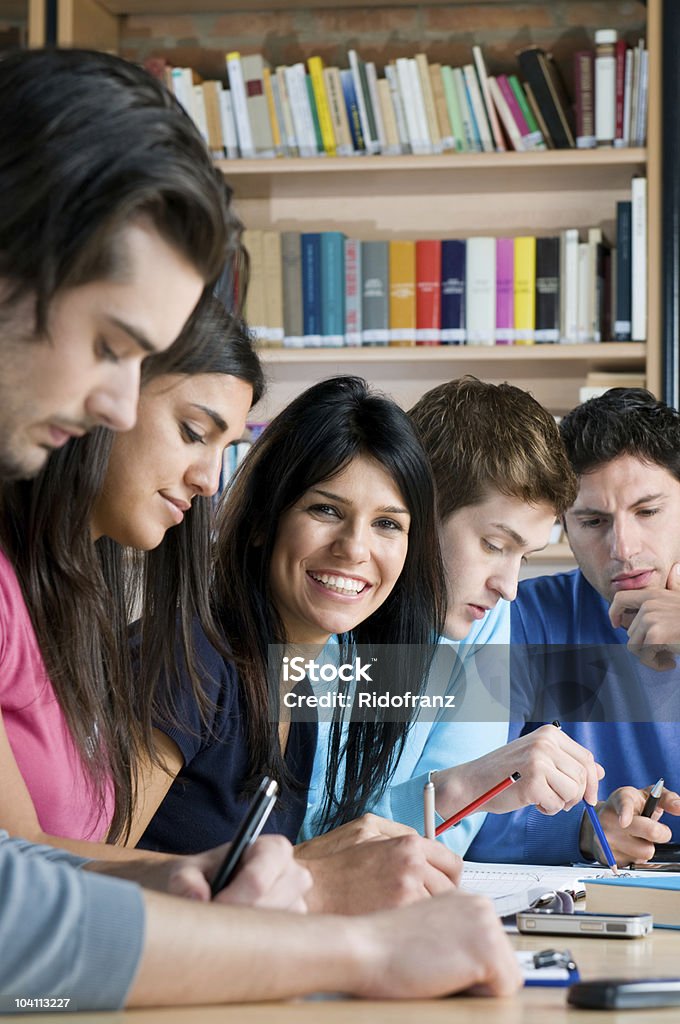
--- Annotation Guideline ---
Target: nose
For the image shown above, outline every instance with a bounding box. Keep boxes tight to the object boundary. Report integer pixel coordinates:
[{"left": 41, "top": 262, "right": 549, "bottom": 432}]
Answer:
[
  {"left": 186, "top": 447, "right": 224, "bottom": 498},
  {"left": 331, "top": 518, "right": 370, "bottom": 564},
  {"left": 86, "top": 360, "right": 141, "bottom": 432},
  {"left": 609, "top": 517, "right": 640, "bottom": 563},
  {"left": 487, "top": 563, "right": 519, "bottom": 603}
]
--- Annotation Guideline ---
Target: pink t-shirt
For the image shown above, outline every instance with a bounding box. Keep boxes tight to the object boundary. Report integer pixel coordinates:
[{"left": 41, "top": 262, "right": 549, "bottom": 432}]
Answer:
[{"left": 0, "top": 549, "right": 114, "bottom": 840}]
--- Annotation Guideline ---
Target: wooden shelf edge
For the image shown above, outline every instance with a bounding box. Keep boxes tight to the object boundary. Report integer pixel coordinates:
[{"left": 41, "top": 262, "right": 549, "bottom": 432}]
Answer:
[
  {"left": 257, "top": 343, "right": 646, "bottom": 364},
  {"left": 216, "top": 148, "right": 646, "bottom": 178}
]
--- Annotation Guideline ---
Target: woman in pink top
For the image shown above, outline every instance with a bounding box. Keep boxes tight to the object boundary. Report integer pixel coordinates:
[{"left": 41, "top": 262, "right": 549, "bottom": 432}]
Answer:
[{"left": 0, "top": 301, "right": 261, "bottom": 852}]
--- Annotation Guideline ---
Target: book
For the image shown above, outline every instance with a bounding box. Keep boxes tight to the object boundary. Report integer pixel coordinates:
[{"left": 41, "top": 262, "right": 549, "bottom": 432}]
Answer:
[
  {"left": 429, "top": 63, "right": 455, "bottom": 152},
  {"left": 440, "top": 240, "right": 466, "bottom": 344},
  {"left": 275, "top": 64, "right": 299, "bottom": 156},
  {"left": 523, "top": 79, "right": 554, "bottom": 148},
  {"left": 320, "top": 231, "right": 345, "bottom": 346},
  {"left": 573, "top": 50, "right": 596, "bottom": 149},
  {"left": 348, "top": 48, "right": 379, "bottom": 154},
  {"left": 396, "top": 57, "right": 430, "bottom": 155},
  {"left": 487, "top": 76, "right": 524, "bottom": 152},
  {"left": 466, "top": 236, "right": 496, "bottom": 345},
  {"left": 340, "top": 68, "right": 365, "bottom": 153},
  {"left": 440, "top": 65, "right": 466, "bottom": 151},
  {"left": 301, "top": 232, "right": 322, "bottom": 345},
  {"left": 377, "top": 77, "right": 402, "bottom": 156},
  {"left": 281, "top": 231, "right": 304, "bottom": 347},
  {"left": 308, "top": 56, "right": 336, "bottom": 156},
  {"left": 262, "top": 230, "right": 284, "bottom": 345},
  {"left": 517, "top": 47, "right": 575, "bottom": 149},
  {"left": 585, "top": 877, "right": 680, "bottom": 930},
  {"left": 408, "top": 56, "right": 433, "bottom": 155},
  {"left": 305, "top": 74, "right": 324, "bottom": 154},
  {"left": 453, "top": 66, "right": 478, "bottom": 151},
  {"left": 361, "top": 241, "right": 390, "bottom": 345},
  {"left": 506, "top": 74, "right": 546, "bottom": 149},
  {"left": 535, "top": 236, "right": 560, "bottom": 343},
  {"left": 587, "top": 226, "right": 607, "bottom": 342},
  {"left": 389, "top": 239, "right": 416, "bottom": 345},
  {"left": 463, "top": 63, "right": 493, "bottom": 152},
  {"left": 415, "top": 239, "right": 442, "bottom": 345},
  {"left": 631, "top": 176, "right": 647, "bottom": 341},
  {"left": 472, "top": 44, "right": 505, "bottom": 151},
  {"left": 218, "top": 87, "right": 240, "bottom": 159},
  {"left": 202, "top": 81, "right": 225, "bottom": 157},
  {"left": 344, "top": 238, "right": 362, "bottom": 346},
  {"left": 495, "top": 237, "right": 515, "bottom": 344},
  {"left": 560, "top": 228, "right": 580, "bottom": 343},
  {"left": 415, "top": 53, "right": 442, "bottom": 154},
  {"left": 614, "top": 200, "right": 632, "bottom": 340},
  {"left": 614, "top": 38, "right": 628, "bottom": 145},
  {"left": 385, "top": 63, "right": 411, "bottom": 153},
  {"left": 514, "top": 236, "right": 536, "bottom": 345},
  {"left": 577, "top": 241, "right": 591, "bottom": 342},
  {"left": 242, "top": 228, "right": 267, "bottom": 342},
  {"left": 324, "top": 66, "right": 354, "bottom": 156},
  {"left": 284, "top": 63, "right": 317, "bottom": 157},
  {"left": 594, "top": 29, "right": 617, "bottom": 145},
  {"left": 224, "top": 53, "right": 259, "bottom": 158}
]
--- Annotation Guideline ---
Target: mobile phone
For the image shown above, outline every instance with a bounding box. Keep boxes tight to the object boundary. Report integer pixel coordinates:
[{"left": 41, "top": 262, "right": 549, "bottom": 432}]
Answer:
[
  {"left": 516, "top": 910, "right": 653, "bottom": 938},
  {"left": 568, "top": 978, "right": 680, "bottom": 1009},
  {"left": 210, "top": 776, "right": 279, "bottom": 897}
]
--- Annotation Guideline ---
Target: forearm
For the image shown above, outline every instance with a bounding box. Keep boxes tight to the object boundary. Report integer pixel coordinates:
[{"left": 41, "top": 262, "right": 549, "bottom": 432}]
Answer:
[
  {"left": 129, "top": 894, "right": 367, "bottom": 1005},
  {"left": 31, "top": 829, "right": 171, "bottom": 864}
]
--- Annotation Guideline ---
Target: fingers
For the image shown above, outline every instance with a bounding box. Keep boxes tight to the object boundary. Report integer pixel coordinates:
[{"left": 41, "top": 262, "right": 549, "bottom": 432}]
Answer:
[
  {"left": 166, "top": 863, "right": 211, "bottom": 902},
  {"left": 215, "top": 835, "right": 312, "bottom": 911},
  {"left": 659, "top": 789, "right": 680, "bottom": 816},
  {"left": 517, "top": 727, "right": 602, "bottom": 813},
  {"left": 609, "top": 787, "right": 640, "bottom": 829}
]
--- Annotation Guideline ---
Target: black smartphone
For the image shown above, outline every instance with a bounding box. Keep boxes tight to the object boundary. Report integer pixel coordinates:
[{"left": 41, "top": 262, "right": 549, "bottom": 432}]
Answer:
[
  {"left": 210, "top": 776, "right": 279, "bottom": 897},
  {"left": 568, "top": 979, "right": 680, "bottom": 1009}
]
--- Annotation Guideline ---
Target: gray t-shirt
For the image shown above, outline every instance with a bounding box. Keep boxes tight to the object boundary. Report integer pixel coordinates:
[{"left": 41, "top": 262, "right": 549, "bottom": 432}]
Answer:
[{"left": 0, "top": 831, "right": 144, "bottom": 1012}]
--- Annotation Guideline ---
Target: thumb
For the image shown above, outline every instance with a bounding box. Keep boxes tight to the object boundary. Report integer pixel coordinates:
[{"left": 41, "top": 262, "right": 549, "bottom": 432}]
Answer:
[{"left": 666, "top": 562, "right": 680, "bottom": 591}]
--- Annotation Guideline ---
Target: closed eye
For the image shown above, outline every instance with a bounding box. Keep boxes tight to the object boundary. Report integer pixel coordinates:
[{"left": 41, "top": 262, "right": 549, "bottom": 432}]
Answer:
[
  {"left": 483, "top": 539, "right": 502, "bottom": 554},
  {"left": 181, "top": 422, "right": 206, "bottom": 444},
  {"left": 95, "top": 336, "right": 119, "bottom": 363}
]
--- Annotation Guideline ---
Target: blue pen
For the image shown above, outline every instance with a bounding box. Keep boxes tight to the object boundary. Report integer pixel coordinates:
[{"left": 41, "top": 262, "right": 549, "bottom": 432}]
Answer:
[{"left": 584, "top": 802, "right": 619, "bottom": 875}]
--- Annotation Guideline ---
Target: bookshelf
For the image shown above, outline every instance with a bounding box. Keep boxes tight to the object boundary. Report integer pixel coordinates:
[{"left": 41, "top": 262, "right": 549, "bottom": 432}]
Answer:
[{"left": 28, "top": 0, "right": 662, "bottom": 474}]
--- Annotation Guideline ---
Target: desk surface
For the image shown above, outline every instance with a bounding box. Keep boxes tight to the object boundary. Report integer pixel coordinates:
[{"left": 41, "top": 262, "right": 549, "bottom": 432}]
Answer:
[{"left": 17, "top": 929, "right": 680, "bottom": 1024}]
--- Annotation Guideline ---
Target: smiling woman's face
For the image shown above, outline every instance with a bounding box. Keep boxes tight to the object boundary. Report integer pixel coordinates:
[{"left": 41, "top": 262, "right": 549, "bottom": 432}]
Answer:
[
  {"left": 91, "top": 372, "right": 252, "bottom": 550},
  {"left": 268, "top": 454, "right": 411, "bottom": 644}
]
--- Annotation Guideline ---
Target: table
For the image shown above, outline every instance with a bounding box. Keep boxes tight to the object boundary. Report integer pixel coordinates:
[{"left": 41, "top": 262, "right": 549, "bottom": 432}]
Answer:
[{"left": 14, "top": 929, "right": 680, "bottom": 1024}]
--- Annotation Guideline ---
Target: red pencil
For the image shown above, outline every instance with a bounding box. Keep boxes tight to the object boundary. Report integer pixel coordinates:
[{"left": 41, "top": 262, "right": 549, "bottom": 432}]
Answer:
[{"left": 435, "top": 771, "right": 522, "bottom": 837}]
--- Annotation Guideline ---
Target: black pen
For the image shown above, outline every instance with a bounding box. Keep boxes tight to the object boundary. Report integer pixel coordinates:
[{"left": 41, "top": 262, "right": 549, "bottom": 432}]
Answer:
[
  {"left": 642, "top": 777, "right": 664, "bottom": 818},
  {"left": 210, "top": 776, "right": 279, "bottom": 897}
]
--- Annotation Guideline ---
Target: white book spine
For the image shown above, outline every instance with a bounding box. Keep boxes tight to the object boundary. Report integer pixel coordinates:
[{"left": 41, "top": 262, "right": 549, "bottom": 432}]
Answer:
[
  {"left": 385, "top": 64, "right": 411, "bottom": 153},
  {"left": 407, "top": 57, "right": 433, "bottom": 155},
  {"left": 466, "top": 237, "right": 496, "bottom": 345},
  {"left": 472, "top": 45, "right": 505, "bottom": 151},
  {"left": 631, "top": 176, "right": 647, "bottom": 341},
  {"left": 395, "top": 58, "right": 421, "bottom": 155},
  {"left": 621, "top": 48, "right": 633, "bottom": 146},
  {"left": 576, "top": 242, "right": 591, "bottom": 342},
  {"left": 560, "top": 229, "right": 580, "bottom": 343},
  {"left": 192, "top": 84, "right": 209, "bottom": 144},
  {"left": 463, "top": 64, "right": 493, "bottom": 152},
  {"left": 635, "top": 49, "right": 648, "bottom": 146},
  {"left": 218, "top": 89, "right": 240, "bottom": 159},
  {"left": 595, "top": 30, "right": 617, "bottom": 144},
  {"left": 285, "top": 63, "right": 317, "bottom": 158},
  {"left": 226, "top": 53, "right": 255, "bottom": 158},
  {"left": 276, "top": 66, "right": 299, "bottom": 157}
]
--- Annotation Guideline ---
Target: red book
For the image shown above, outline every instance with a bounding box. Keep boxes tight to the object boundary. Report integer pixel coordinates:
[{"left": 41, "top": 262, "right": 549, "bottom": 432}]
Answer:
[
  {"left": 614, "top": 38, "right": 628, "bottom": 143},
  {"left": 415, "top": 239, "right": 442, "bottom": 345},
  {"left": 573, "top": 50, "right": 595, "bottom": 148}
]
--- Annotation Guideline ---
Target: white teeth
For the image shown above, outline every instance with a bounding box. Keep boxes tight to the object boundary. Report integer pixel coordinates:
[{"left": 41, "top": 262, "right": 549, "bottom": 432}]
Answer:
[{"left": 310, "top": 572, "right": 366, "bottom": 594}]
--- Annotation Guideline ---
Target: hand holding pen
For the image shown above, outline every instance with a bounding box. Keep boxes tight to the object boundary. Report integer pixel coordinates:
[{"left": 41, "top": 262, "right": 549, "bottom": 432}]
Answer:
[{"left": 581, "top": 783, "right": 680, "bottom": 868}]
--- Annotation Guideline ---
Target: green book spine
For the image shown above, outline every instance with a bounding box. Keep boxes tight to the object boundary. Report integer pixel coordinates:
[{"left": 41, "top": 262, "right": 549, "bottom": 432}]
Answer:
[
  {"left": 441, "top": 65, "right": 466, "bottom": 151},
  {"left": 508, "top": 74, "right": 539, "bottom": 133},
  {"left": 305, "top": 74, "right": 323, "bottom": 153}
]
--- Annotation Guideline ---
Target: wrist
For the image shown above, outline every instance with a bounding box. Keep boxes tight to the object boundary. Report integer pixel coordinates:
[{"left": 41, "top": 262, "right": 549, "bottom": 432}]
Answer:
[{"left": 432, "top": 765, "right": 467, "bottom": 820}]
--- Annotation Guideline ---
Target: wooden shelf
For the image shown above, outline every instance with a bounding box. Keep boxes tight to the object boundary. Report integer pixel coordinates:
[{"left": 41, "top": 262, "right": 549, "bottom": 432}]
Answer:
[
  {"left": 258, "top": 344, "right": 645, "bottom": 365},
  {"left": 100, "top": 0, "right": 493, "bottom": 11}
]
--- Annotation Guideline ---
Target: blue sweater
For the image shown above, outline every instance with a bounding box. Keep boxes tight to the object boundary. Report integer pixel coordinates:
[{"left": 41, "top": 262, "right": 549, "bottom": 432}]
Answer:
[{"left": 467, "top": 570, "right": 680, "bottom": 865}]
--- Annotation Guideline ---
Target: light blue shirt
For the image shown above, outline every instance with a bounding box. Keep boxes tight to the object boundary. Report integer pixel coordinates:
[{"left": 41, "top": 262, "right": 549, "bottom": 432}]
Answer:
[{"left": 299, "top": 601, "right": 511, "bottom": 855}]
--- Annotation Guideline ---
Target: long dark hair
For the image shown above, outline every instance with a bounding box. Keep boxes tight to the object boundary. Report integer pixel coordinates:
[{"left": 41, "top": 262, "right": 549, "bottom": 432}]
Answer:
[
  {"left": 0, "top": 301, "right": 264, "bottom": 842},
  {"left": 213, "top": 376, "right": 446, "bottom": 829}
]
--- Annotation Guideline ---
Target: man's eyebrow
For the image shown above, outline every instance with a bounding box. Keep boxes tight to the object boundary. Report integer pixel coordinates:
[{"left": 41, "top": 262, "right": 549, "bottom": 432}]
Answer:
[
  {"left": 106, "top": 315, "right": 157, "bottom": 355},
  {"left": 571, "top": 492, "right": 667, "bottom": 516},
  {"left": 190, "top": 403, "right": 228, "bottom": 433},
  {"left": 312, "top": 488, "right": 409, "bottom": 515},
  {"left": 490, "top": 522, "right": 528, "bottom": 546}
]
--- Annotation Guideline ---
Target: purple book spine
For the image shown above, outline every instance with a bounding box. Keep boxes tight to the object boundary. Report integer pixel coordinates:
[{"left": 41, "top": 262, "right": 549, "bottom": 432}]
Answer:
[{"left": 495, "top": 237, "right": 515, "bottom": 344}]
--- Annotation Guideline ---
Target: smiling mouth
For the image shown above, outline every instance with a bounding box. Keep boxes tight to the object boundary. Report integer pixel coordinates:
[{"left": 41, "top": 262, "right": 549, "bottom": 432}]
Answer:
[{"left": 307, "top": 571, "right": 369, "bottom": 595}]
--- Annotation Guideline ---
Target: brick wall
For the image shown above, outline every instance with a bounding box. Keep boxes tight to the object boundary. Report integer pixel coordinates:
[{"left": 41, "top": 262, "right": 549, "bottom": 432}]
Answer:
[{"left": 119, "top": 0, "right": 646, "bottom": 91}]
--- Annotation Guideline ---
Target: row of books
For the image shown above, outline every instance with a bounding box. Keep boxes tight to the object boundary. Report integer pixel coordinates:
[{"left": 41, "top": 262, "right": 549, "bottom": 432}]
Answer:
[
  {"left": 153, "top": 35, "right": 647, "bottom": 162},
  {"left": 243, "top": 179, "right": 647, "bottom": 349},
  {"left": 574, "top": 34, "right": 648, "bottom": 148}
]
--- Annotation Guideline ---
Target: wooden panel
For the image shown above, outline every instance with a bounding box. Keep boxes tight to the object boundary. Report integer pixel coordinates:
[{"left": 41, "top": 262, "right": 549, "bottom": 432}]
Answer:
[{"left": 58, "top": 0, "right": 119, "bottom": 48}]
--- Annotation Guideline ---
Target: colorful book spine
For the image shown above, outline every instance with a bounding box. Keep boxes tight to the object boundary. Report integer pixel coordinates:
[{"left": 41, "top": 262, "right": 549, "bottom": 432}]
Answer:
[
  {"left": 361, "top": 241, "right": 390, "bottom": 345},
  {"left": 389, "top": 240, "right": 417, "bottom": 345},
  {"left": 348, "top": 49, "right": 379, "bottom": 154},
  {"left": 514, "top": 236, "right": 536, "bottom": 344},
  {"left": 441, "top": 65, "right": 466, "bottom": 151},
  {"left": 440, "top": 240, "right": 466, "bottom": 344},
  {"left": 507, "top": 74, "right": 546, "bottom": 149},
  {"left": 320, "top": 231, "right": 345, "bottom": 346},
  {"left": 340, "top": 68, "right": 365, "bottom": 152},
  {"left": 308, "top": 56, "right": 337, "bottom": 156},
  {"left": 344, "top": 238, "right": 362, "bottom": 346},
  {"left": 305, "top": 74, "right": 324, "bottom": 154},
  {"left": 495, "top": 237, "right": 515, "bottom": 344},
  {"left": 614, "top": 38, "right": 628, "bottom": 145},
  {"left": 535, "top": 236, "right": 560, "bottom": 343},
  {"left": 573, "top": 50, "right": 596, "bottom": 148},
  {"left": 239, "top": 54, "right": 276, "bottom": 157},
  {"left": 301, "top": 232, "right": 322, "bottom": 345},
  {"left": 415, "top": 239, "right": 442, "bottom": 345}
]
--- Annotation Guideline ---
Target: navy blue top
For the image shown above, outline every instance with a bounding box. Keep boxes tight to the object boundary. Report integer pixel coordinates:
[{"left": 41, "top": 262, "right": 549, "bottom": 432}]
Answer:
[{"left": 137, "top": 627, "right": 317, "bottom": 855}]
